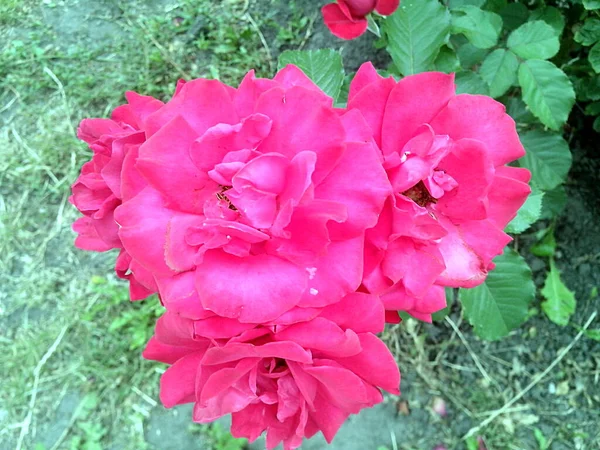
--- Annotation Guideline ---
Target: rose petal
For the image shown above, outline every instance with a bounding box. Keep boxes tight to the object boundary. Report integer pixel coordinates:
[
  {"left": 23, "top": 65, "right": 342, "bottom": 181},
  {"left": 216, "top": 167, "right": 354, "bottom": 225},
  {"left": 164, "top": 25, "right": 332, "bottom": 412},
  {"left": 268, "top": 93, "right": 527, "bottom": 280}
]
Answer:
[
  {"left": 319, "top": 292, "right": 385, "bottom": 333},
  {"left": 144, "top": 78, "right": 238, "bottom": 137},
  {"left": 190, "top": 113, "right": 272, "bottom": 173},
  {"left": 202, "top": 341, "right": 313, "bottom": 366},
  {"left": 72, "top": 217, "right": 114, "bottom": 252},
  {"left": 116, "top": 186, "right": 175, "bottom": 276},
  {"left": 435, "top": 138, "right": 495, "bottom": 222},
  {"left": 136, "top": 116, "right": 211, "bottom": 214},
  {"left": 430, "top": 94, "right": 525, "bottom": 166},
  {"left": 159, "top": 352, "right": 203, "bottom": 408},
  {"left": 196, "top": 251, "right": 308, "bottom": 323},
  {"left": 487, "top": 166, "right": 532, "bottom": 229},
  {"left": 255, "top": 86, "right": 345, "bottom": 185},
  {"left": 337, "top": 333, "right": 401, "bottom": 394},
  {"left": 382, "top": 72, "right": 455, "bottom": 155},
  {"left": 274, "top": 317, "right": 362, "bottom": 358},
  {"left": 316, "top": 140, "right": 391, "bottom": 240},
  {"left": 297, "top": 237, "right": 364, "bottom": 308},
  {"left": 375, "top": 0, "right": 400, "bottom": 15},
  {"left": 322, "top": 3, "right": 368, "bottom": 40},
  {"left": 156, "top": 271, "right": 214, "bottom": 320}
]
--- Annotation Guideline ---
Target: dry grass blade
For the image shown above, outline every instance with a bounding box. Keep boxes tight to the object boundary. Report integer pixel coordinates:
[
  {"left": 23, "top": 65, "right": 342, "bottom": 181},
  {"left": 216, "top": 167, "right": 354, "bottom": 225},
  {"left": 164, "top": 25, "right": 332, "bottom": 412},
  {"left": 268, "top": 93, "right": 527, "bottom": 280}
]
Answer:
[
  {"left": 245, "top": 13, "right": 274, "bottom": 73},
  {"left": 16, "top": 325, "right": 69, "bottom": 450},
  {"left": 445, "top": 316, "right": 500, "bottom": 390},
  {"left": 463, "top": 310, "right": 598, "bottom": 439}
]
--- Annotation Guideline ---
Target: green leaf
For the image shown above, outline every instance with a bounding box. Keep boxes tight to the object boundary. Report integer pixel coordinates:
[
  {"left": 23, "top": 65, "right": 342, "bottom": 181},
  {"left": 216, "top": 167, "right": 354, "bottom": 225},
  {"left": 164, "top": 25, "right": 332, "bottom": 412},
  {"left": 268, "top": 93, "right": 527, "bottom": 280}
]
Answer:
[
  {"left": 277, "top": 49, "right": 344, "bottom": 100},
  {"left": 479, "top": 49, "right": 519, "bottom": 98},
  {"left": 529, "top": 7, "right": 565, "bottom": 36},
  {"left": 582, "top": 329, "right": 600, "bottom": 341},
  {"left": 531, "top": 226, "right": 556, "bottom": 258},
  {"left": 451, "top": 6, "right": 503, "bottom": 49},
  {"left": 583, "top": 0, "right": 600, "bottom": 10},
  {"left": 505, "top": 186, "right": 543, "bottom": 234},
  {"left": 541, "top": 259, "right": 576, "bottom": 326},
  {"left": 484, "top": 0, "right": 507, "bottom": 14},
  {"left": 508, "top": 21, "right": 560, "bottom": 60},
  {"left": 540, "top": 185, "right": 567, "bottom": 220},
  {"left": 456, "top": 40, "right": 489, "bottom": 68},
  {"left": 335, "top": 73, "right": 352, "bottom": 108},
  {"left": 518, "top": 60, "right": 575, "bottom": 130},
  {"left": 367, "top": 15, "right": 381, "bottom": 37},
  {"left": 435, "top": 45, "right": 461, "bottom": 73},
  {"left": 574, "top": 18, "right": 600, "bottom": 46},
  {"left": 460, "top": 248, "right": 535, "bottom": 340},
  {"left": 575, "top": 75, "right": 600, "bottom": 102},
  {"left": 449, "top": 0, "right": 486, "bottom": 8},
  {"left": 506, "top": 97, "right": 536, "bottom": 124},
  {"left": 584, "top": 101, "right": 600, "bottom": 116},
  {"left": 534, "top": 428, "right": 549, "bottom": 450},
  {"left": 382, "top": 0, "right": 451, "bottom": 76},
  {"left": 455, "top": 71, "right": 489, "bottom": 95},
  {"left": 589, "top": 42, "right": 600, "bottom": 73},
  {"left": 432, "top": 287, "right": 455, "bottom": 321},
  {"left": 500, "top": 2, "right": 529, "bottom": 32},
  {"left": 466, "top": 436, "right": 480, "bottom": 450},
  {"left": 518, "top": 130, "right": 572, "bottom": 191}
]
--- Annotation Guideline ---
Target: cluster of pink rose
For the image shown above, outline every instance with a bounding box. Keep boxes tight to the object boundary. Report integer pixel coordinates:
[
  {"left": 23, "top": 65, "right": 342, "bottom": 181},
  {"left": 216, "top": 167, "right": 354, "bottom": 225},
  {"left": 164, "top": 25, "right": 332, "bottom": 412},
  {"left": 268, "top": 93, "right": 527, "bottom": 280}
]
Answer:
[{"left": 70, "top": 63, "right": 530, "bottom": 449}]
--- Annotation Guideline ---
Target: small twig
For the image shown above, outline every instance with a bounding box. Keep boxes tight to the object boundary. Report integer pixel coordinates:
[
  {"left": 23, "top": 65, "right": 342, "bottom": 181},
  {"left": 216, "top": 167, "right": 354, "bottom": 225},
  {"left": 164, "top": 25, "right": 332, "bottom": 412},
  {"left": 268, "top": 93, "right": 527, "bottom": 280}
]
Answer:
[
  {"left": 298, "top": 14, "right": 317, "bottom": 51},
  {"left": 0, "top": 93, "right": 18, "bottom": 114},
  {"left": 537, "top": 408, "right": 576, "bottom": 417},
  {"left": 390, "top": 429, "right": 398, "bottom": 450},
  {"left": 483, "top": 353, "right": 512, "bottom": 367},
  {"left": 10, "top": 126, "right": 40, "bottom": 161},
  {"left": 48, "top": 387, "right": 95, "bottom": 450},
  {"left": 445, "top": 316, "right": 499, "bottom": 390},
  {"left": 463, "top": 311, "right": 597, "bottom": 440},
  {"left": 16, "top": 325, "right": 69, "bottom": 450},
  {"left": 440, "top": 360, "right": 478, "bottom": 373},
  {"left": 132, "top": 386, "right": 157, "bottom": 407},
  {"left": 474, "top": 404, "right": 531, "bottom": 417},
  {"left": 43, "top": 67, "right": 76, "bottom": 137},
  {"left": 245, "top": 13, "right": 274, "bottom": 73}
]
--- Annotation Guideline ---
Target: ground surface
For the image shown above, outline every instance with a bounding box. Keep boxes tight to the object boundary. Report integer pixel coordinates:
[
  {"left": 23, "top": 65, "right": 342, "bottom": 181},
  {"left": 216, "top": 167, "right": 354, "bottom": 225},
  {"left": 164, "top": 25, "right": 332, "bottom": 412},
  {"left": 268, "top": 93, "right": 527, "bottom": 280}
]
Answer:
[{"left": 1, "top": 1, "right": 599, "bottom": 450}]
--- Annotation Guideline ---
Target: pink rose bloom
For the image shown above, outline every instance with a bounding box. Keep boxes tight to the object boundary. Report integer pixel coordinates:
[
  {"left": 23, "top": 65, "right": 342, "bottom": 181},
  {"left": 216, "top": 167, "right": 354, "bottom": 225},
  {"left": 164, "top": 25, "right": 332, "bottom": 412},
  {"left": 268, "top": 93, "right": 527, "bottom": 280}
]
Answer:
[
  {"left": 115, "top": 66, "right": 391, "bottom": 323},
  {"left": 143, "top": 292, "right": 400, "bottom": 450},
  {"left": 322, "top": 0, "right": 400, "bottom": 40},
  {"left": 346, "top": 63, "right": 531, "bottom": 321},
  {"left": 71, "top": 92, "right": 164, "bottom": 299}
]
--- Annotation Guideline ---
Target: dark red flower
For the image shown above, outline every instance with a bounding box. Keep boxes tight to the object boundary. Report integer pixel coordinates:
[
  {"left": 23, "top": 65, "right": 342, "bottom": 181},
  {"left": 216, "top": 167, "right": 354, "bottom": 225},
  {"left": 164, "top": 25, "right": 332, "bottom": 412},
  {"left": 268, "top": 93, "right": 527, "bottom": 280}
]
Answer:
[{"left": 322, "top": 0, "right": 400, "bottom": 40}]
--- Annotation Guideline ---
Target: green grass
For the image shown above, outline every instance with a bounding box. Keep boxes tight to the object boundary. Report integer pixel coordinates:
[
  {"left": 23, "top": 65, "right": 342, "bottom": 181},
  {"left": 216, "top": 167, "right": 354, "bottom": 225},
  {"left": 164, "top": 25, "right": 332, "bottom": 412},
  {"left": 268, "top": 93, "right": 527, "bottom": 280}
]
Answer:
[
  {"left": 0, "top": 0, "right": 308, "bottom": 448},
  {"left": 3, "top": 1, "right": 599, "bottom": 449}
]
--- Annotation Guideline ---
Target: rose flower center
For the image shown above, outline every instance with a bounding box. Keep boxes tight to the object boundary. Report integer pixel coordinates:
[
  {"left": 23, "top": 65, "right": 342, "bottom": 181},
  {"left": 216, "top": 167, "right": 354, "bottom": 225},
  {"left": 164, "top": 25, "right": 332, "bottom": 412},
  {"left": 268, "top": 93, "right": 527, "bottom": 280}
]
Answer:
[
  {"left": 215, "top": 185, "right": 238, "bottom": 211},
  {"left": 402, "top": 181, "right": 438, "bottom": 208}
]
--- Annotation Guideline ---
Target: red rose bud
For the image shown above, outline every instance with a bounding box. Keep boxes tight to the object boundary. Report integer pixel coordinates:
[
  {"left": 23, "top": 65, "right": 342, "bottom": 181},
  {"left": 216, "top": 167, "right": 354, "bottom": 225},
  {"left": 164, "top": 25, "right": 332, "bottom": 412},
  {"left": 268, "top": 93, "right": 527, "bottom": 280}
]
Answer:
[{"left": 322, "top": 0, "right": 400, "bottom": 40}]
